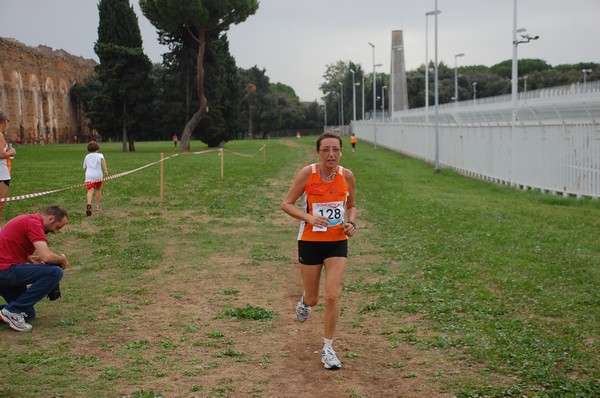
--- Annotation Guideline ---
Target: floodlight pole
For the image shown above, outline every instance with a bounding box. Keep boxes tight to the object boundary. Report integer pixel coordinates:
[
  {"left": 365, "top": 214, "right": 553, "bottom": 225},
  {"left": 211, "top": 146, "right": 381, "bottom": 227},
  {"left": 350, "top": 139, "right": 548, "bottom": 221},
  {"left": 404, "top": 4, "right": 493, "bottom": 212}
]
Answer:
[
  {"left": 350, "top": 70, "right": 357, "bottom": 122},
  {"left": 433, "top": 0, "right": 441, "bottom": 172},
  {"left": 369, "top": 42, "right": 378, "bottom": 149}
]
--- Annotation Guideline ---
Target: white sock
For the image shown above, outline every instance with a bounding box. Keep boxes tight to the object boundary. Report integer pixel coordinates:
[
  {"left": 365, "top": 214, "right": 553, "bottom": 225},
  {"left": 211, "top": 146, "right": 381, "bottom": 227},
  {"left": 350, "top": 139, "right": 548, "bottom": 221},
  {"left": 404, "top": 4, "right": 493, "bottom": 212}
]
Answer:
[
  {"left": 323, "top": 338, "right": 333, "bottom": 349},
  {"left": 300, "top": 294, "right": 309, "bottom": 307}
]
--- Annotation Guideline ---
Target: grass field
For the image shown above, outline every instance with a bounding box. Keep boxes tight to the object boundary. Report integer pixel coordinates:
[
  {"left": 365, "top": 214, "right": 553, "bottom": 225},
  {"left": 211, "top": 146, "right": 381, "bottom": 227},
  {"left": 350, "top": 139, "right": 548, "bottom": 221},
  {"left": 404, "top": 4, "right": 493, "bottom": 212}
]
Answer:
[{"left": 0, "top": 138, "right": 597, "bottom": 397}]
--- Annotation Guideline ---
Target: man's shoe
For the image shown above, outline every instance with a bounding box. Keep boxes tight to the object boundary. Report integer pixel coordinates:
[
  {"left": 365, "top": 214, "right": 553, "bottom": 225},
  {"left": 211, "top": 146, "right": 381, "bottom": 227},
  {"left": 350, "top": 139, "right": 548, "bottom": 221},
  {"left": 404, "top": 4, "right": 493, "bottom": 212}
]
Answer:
[
  {"left": 86, "top": 204, "right": 92, "bottom": 217},
  {"left": 295, "top": 299, "right": 312, "bottom": 323},
  {"left": 0, "top": 308, "right": 32, "bottom": 332},
  {"left": 322, "top": 346, "right": 342, "bottom": 370}
]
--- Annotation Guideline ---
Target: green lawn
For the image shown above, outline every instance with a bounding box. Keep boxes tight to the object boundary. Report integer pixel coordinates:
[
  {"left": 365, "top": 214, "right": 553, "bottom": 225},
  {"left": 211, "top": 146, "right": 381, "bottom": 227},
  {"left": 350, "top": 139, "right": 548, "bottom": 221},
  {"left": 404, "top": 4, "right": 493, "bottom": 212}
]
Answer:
[
  {"left": 0, "top": 138, "right": 597, "bottom": 397},
  {"left": 343, "top": 141, "right": 599, "bottom": 397}
]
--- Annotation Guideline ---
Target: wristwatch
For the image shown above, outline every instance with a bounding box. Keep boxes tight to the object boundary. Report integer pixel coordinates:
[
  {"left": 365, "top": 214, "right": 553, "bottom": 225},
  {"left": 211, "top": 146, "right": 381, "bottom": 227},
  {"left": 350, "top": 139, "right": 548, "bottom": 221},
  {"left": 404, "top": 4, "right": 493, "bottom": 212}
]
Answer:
[{"left": 347, "top": 221, "right": 356, "bottom": 228}]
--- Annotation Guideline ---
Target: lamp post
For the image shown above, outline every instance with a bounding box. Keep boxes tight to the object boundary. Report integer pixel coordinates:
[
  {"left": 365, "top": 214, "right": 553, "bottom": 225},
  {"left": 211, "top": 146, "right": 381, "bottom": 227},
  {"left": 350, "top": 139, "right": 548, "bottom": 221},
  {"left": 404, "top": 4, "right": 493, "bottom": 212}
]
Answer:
[
  {"left": 511, "top": 0, "right": 538, "bottom": 186},
  {"left": 472, "top": 82, "right": 477, "bottom": 104},
  {"left": 337, "top": 93, "right": 341, "bottom": 131},
  {"left": 368, "top": 42, "right": 377, "bottom": 149},
  {"left": 355, "top": 82, "right": 360, "bottom": 120},
  {"left": 382, "top": 85, "right": 387, "bottom": 121},
  {"left": 361, "top": 74, "right": 365, "bottom": 120},
  {"left": 511, "top": 0, "right": 538, "bottom": 123},
  {"left": 425, "top": 9, "right": 441, "bottom": 124},
  {"left": 454, "top": 53, "right": 465, "bottom": 103},
  {"left": 433, "top": 0, "right": 441, "bottom": 172},
  {"left": 339, "top": 82, "right": 344, "bottom": 134},
  {"left": 350, "top": 70, "right": 356, "bottom": 122},
  {"left": 582, "top": 68, "right": 592, "bottom": 91}
]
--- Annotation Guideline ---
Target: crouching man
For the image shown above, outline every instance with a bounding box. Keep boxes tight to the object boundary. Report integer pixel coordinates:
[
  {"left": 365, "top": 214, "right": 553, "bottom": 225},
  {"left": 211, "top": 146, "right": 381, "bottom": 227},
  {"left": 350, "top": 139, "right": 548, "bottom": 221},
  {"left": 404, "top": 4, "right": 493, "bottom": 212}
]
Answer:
[{"left": 0, "top": 206, "right": 69, "bottom": 331}]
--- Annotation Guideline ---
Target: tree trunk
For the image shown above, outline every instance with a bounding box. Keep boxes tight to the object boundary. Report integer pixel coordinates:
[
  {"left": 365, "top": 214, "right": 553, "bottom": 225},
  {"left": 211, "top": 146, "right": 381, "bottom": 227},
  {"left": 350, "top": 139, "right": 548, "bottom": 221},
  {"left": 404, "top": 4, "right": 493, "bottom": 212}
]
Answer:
[
  {"left": 185, "top": 57, "right": 192, "bottom": 123},
  {"left": 128, "top": 133, "right": 135, "bottom": 152},
  {"left": 180, "top": 57, "right": 192, "bottom": 151},
  {"left": 246, "top": 84, "right": 256, "bottom": 140},
  {"left": 121, "top": 99, "right": 128, "bottom": 152},
  {"left": 180, "top": 107, "right": 207, "bottom": 150},
  {"left": 248, "top": 103, "right": 253, "bottom": 139},
  {"left": 181, "top": 28, "right": 208, "bottom": 151}
]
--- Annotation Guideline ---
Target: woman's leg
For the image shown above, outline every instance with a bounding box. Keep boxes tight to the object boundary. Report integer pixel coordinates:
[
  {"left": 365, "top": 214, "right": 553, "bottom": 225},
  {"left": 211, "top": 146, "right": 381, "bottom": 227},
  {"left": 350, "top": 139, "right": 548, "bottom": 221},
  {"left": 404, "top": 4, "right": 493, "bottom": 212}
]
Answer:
[
  {"left": 322, "top": 257, "right": 346, "bottom": 339},
  {"left": 299, "top": 264, "right": 323, "bottom": 307},
  {"left": 0, "top": 181, "right": 9, "bottom": 222}
]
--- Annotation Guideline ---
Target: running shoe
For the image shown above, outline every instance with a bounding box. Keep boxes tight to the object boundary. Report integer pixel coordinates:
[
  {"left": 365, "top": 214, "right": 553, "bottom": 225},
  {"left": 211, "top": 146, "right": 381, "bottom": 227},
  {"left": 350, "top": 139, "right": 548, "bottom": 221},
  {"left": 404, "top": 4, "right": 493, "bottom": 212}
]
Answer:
[
  {"left": 295, "top": 299, "right": 312, "bottom": 323},
  {"left": 321, "top": 346, "right": 342, "bottom": 369},
  {"left": 0, "top": 308, "right": 32, "bottom": 332},
  {"left": 86, "top": 204, "right": 92, "bottom": 217}
]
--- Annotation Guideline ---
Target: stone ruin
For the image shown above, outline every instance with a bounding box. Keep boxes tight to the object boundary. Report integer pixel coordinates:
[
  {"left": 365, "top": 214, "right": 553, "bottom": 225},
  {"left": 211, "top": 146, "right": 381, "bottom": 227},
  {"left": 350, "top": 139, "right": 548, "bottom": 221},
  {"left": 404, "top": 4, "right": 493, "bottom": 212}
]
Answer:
[{"left": 0, "top": 37, "right": 96, "bottom": 144}]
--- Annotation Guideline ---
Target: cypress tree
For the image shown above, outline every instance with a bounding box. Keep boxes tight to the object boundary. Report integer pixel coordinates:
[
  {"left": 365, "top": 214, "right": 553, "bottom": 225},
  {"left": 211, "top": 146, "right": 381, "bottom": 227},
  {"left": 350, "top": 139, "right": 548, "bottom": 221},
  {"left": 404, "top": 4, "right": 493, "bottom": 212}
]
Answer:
[{"left": 93, "top": 0, "right": 153, "bottom": 152}]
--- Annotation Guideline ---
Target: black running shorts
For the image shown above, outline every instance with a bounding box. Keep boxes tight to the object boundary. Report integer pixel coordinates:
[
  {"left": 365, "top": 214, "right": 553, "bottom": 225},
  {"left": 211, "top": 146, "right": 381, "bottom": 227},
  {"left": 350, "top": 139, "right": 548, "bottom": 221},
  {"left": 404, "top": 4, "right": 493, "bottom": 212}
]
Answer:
[{"left": 298, "top": 240, "right": 348, "bottom": 265}]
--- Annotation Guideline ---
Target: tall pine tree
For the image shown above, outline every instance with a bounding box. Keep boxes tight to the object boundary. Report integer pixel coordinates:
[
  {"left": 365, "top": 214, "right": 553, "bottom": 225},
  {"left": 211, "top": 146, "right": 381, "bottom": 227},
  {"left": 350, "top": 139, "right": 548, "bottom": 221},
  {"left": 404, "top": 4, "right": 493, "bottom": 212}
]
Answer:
[
  {"left": 93, "top": 0, "right": 153, "bottom": 152},
  {"left": 140, "top": 0, "right": 258, "bottom": 150}
]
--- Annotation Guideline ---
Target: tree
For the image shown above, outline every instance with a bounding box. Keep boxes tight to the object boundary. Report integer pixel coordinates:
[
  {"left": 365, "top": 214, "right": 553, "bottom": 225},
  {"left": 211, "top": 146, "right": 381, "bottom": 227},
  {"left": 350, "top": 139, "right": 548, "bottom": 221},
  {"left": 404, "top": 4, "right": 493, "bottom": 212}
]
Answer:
[
  {"left": 321, "top": 61, "right": 370, "bottom": 124},
  {"left": 320, "top": 61, "right": 348, "bottom": 125},
  {"left": 304, "top": 101, "right": 323, "bottom": 130},
  {"left": 94, "top": 0, "right": 153, "bottom": 152},
  {"left": 238, "top": 66, "right": 274, "bottom": 138},
  {"left": 71, "top": 76, "right": 102, "bottom": 140},
  {"left": 140, "top": 0, "right": 259, "bottom": 150},
  {"left": 148, "top": 63, "right": 184, "bottom": 140},
  {"left": 196, "top": 32, "right": 243, "bottom": 146},
  {"left": 270, "top": 83, "right": 306, "bottom": 130},
  {"left": 490, "top": 58, "right": 551, "bottom": 79},
  {"left": 158, "top": 27, "right": 199, "bottom": 127},
  {"left": 406, "top": 67, "right": 426, "bottom": 108}
]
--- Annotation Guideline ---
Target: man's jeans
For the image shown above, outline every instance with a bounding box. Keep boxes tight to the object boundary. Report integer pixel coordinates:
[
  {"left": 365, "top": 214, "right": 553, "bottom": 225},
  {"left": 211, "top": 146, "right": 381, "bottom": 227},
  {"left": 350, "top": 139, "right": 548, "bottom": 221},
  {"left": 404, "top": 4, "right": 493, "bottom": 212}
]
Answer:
[{"left": 0, "top": 264, "right": 63, "bottom": 319}]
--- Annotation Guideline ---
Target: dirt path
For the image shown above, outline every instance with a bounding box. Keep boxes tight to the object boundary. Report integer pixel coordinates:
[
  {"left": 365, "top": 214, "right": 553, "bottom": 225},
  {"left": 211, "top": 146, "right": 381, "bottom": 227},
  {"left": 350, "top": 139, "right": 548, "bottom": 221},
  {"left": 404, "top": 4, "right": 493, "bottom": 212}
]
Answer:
[
  {"left": 58, "top": 141, "right": 460, "bottom": 398},
  {"left": 136, "top": 142, "right": 456, "bottom": 398}
]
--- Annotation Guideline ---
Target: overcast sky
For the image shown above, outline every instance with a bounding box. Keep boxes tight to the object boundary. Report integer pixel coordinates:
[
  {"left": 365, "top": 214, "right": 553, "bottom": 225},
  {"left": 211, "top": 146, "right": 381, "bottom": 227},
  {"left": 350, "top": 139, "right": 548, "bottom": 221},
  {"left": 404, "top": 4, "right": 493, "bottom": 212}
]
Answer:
[{"left": 2, "top": 0, "right": 599, "bottom": 102}]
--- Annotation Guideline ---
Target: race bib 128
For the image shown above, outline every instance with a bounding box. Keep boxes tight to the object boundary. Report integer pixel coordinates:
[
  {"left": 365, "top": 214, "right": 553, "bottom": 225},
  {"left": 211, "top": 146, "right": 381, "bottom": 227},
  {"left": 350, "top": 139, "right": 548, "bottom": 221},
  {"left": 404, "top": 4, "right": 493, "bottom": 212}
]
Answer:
[{"left": 312, "top": 201, "right": 345, "bottom": 232}]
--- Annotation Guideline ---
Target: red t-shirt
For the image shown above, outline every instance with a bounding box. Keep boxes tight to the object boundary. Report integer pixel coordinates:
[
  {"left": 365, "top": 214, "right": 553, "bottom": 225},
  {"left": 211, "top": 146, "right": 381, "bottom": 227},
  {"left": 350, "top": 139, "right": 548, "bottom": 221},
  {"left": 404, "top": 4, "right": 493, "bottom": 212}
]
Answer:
[{"left": 0, "top": 213, "right": 47, "bottom": 270}]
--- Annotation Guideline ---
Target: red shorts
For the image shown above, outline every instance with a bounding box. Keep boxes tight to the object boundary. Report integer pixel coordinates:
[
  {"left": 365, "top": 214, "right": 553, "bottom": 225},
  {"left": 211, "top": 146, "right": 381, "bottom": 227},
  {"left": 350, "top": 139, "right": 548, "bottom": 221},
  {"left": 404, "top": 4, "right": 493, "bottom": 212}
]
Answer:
[{"left": 86, "top": 181, "right": 103, "bottom": 190}]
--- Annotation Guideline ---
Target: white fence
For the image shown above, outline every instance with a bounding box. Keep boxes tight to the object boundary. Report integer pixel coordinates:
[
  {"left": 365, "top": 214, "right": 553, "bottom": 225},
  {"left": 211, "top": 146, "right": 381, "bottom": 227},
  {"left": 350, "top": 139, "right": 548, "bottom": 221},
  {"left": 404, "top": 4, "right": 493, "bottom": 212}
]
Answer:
[{"left": 353, "top": 90, "right": 600, "bottom": 199}]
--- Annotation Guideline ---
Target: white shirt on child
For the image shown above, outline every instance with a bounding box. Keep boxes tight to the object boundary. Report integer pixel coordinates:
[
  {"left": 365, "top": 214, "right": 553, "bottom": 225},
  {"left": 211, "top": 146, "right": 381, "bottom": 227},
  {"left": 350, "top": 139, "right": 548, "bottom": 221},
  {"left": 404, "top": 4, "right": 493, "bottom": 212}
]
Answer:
[{"left": 83, "top": 152, "right": 105, "bottom": 182}]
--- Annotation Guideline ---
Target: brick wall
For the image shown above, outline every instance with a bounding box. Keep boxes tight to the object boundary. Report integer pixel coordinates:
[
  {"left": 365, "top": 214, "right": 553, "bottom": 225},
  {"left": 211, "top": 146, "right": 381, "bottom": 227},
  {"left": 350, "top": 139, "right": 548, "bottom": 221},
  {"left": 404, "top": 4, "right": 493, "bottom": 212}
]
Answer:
[{"left": 0, "top": 37, "right": 96, "bottom": 143}]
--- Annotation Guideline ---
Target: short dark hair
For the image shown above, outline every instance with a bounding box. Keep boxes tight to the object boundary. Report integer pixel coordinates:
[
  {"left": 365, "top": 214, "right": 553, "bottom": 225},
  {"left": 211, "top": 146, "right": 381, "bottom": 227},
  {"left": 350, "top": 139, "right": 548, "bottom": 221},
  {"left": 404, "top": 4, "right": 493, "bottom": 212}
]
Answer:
[
  {"left": 316, "top": 132, "right": 342, "bottom": 151},
  {"left": 0, "top": 110, "right": 8, "bottom": 123},
  {"left": 43, "top": 205, "right": 68, "bottom": 220},
  {"left": 87, "top": 141, "right": 100, "bottom": 152}
]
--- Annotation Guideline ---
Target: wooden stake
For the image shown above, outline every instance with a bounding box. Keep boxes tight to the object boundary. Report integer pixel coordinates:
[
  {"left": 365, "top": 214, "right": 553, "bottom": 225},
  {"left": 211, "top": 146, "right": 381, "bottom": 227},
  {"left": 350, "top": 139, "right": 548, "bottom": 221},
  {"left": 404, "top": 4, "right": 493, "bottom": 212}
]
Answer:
[{"left": 220, "top": 148, "right": 224, "bottom": 178}]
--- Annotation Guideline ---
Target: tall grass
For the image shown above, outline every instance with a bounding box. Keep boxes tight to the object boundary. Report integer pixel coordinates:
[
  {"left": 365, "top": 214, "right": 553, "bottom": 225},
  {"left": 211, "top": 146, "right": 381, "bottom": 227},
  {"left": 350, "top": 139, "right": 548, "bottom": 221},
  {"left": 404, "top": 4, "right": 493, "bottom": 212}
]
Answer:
[
  {"left": 341, "top": 141, "right": 600, "bottom": 397},
  {"left": 0, "top": 138, "right": 597, "bottom": 397}
]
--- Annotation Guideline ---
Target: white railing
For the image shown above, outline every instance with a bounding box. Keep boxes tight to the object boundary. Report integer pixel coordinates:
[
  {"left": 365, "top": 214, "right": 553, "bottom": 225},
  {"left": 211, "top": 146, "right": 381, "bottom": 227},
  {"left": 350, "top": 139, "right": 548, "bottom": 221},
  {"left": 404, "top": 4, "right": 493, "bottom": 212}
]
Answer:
[{"left": 353, "top": 90, "right": 600, "bottom": 199}]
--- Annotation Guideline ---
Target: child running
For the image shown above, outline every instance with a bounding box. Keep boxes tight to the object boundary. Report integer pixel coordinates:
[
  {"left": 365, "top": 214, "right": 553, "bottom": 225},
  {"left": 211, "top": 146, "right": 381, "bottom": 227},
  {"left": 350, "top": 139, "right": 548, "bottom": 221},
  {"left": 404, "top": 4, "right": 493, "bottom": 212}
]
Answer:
[{"left": 83, "top": 141, "right": 108, "bottom": 216}]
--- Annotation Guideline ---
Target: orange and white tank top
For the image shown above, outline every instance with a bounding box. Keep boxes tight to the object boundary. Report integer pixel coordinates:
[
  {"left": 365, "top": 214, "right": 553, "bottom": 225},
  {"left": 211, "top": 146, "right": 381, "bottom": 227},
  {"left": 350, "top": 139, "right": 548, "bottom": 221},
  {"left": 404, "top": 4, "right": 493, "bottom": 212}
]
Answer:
[{"left": 297, "top": 163, "right": 349, "bottom": 242}]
